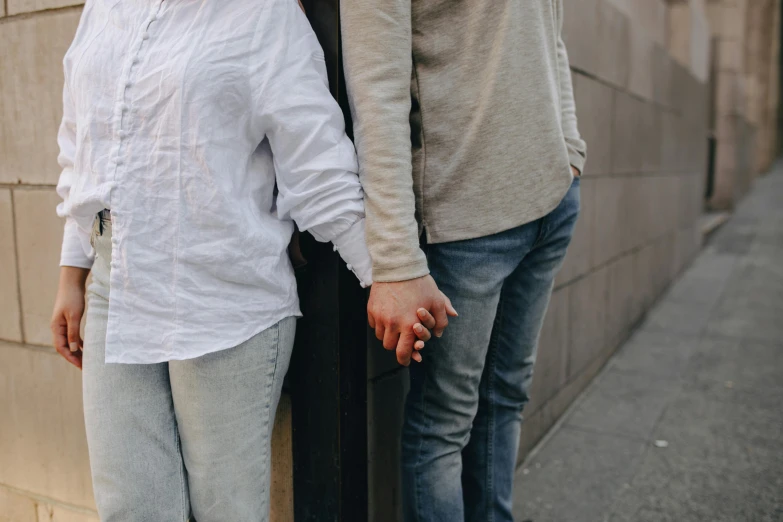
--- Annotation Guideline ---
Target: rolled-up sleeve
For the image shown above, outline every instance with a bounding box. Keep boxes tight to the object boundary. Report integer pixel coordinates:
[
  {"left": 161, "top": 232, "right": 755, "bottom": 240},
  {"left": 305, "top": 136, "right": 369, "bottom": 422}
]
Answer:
[
  {"left": 251, "top": 1, "right": 372, "bottom": 286},
  {"left": 56, "top": 82, "right": 93, "bottom": 269}
]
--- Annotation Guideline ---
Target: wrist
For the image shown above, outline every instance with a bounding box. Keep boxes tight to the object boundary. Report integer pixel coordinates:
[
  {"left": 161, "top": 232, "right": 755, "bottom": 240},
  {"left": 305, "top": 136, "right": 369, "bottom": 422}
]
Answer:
[{"left": 59, "top": 266, "right": 89, "bottom": 289}]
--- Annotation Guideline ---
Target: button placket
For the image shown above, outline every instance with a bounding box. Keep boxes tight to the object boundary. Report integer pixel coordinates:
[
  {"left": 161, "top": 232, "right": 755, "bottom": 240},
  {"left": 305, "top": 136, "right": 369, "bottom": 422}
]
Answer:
[{"left": 112, "top": 4, "right": 164, "bottom": 173}]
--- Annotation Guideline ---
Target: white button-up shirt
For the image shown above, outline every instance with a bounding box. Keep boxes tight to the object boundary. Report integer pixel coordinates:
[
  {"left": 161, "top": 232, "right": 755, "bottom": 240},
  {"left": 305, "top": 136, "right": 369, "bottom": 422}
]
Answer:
[{"left": 56, "top": 0, "right": 373, "bottom": 364}]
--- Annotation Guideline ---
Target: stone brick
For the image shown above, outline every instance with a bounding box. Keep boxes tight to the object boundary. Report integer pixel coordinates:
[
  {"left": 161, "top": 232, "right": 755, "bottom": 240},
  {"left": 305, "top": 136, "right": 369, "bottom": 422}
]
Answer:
[
  {"left": 7, "top": 0, "right": 83, "bottom": 15},
  {"left": 652, "top": 44, "right": 673, "bottom": 108},
  {"left": 567, "top": 266, "right": 608, "bottom": 378},
  {"left": 368, "top": 369, "right": 408, "bottom": 522},
  {"left": 573, "top": 73, "right": 613, "bottom": 175},
  {"left": 528, "top": 288, "right": 569, "bottom": 412},
  {"left": 592, "top": 178, "right": 626, "bottom": 267},
  {"left": 0, "top": 190, "right": 22, "bottom": 342},
  {"left": 606, "top": 254, "right": 635, "bottom": 350},
  {"left": 715, "top": 71, "right": 746, "bottom": 118},
  {"left": 0, "top": 9, "right": 81, "bottom": 185},
  {"left": 640, "top": 102, "right": 662, "bottom": 173},
  {"left": 627, "top": 28, "right": 654, "bottom": 101},
  {"left": 660, "top": 110, "right": 683, "bottom": 173},
  {"left": 632, "top": 244, "right": 655, "bottom": 323},
  {"left": 612, "top": 91, "right": 643, "bottom": 174},
  {"left": 36, "top": 504, "right": 98, "bottom": 522},
  {"left": 563, "top": 0, "right": 601, "bottom": 74},
  {"left": 596, "top": 0, "right": 631, "bottom": 88},
  {"left": 0, "top": 341, "right": 95, "bottom": 509},
  {"left": 557, "top": 179, "right": 596, "bottom": 285},
  {"left": 0, "top": 487, "right": 38, "bottom": 522},
  {"left": 13, "top": 189, "right": 64, "bottom": 346}
]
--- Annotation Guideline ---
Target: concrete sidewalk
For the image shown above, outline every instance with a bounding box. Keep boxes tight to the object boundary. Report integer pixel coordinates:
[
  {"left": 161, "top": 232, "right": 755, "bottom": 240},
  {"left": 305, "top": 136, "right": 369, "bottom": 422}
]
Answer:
[{"left": 513, "top": 166, "right": 783, "bottom": 522}]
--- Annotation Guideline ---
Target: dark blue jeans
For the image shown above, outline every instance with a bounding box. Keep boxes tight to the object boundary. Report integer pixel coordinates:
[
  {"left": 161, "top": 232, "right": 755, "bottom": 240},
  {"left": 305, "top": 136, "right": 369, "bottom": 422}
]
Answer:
[{"left": 401, "top": 178, "right": 581, "bottom": 522}]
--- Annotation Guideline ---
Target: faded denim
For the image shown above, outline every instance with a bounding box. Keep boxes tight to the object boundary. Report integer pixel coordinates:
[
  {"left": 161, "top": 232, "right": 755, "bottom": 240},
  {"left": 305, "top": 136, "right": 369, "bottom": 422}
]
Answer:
[
  {"left": 82, "top": 215, "right": 296, "bottom": 521},
  {"left": 402, "top": 178, "right": 581, "bottom": 522}
]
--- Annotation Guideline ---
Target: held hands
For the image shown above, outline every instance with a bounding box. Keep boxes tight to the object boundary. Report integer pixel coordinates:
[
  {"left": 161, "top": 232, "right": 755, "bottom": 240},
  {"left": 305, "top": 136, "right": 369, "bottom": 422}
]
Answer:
[
  {"left": 50, "top": 266, "right": 90, "bottom": 369},
  {"left": 367, "top": 274, "right": 457, "bottom": 366}
]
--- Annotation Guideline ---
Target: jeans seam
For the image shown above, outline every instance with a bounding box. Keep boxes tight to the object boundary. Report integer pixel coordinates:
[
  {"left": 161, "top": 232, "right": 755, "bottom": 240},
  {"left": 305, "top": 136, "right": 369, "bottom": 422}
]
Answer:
[
  {"left": 484, "top": 292, "right": 504, "bottom": 522},
  {"left": 175, "top": 424, "right": 187, "bottom": 521},
  {"left": 261, "top": 322, "right": 282, "bottom": 514}
]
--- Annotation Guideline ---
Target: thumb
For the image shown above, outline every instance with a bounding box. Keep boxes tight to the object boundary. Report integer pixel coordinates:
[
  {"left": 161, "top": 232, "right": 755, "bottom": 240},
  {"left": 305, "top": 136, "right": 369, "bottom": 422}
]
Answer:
[
  {"left": 444, "top": 295, "right": 458, "bottom": 317},
  {"left": 67, "top": 311, "right": 82, "bottom": 352}
]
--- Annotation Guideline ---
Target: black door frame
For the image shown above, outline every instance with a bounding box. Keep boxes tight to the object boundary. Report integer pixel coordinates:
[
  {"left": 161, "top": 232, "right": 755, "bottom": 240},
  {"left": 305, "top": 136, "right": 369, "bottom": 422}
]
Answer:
[{"left": 287, "top": 1, "right": 369, "bottom": 520}]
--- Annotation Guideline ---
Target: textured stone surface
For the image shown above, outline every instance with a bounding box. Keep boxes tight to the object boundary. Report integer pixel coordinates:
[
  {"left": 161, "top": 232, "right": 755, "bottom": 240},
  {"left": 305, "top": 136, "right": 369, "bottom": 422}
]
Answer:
[
  {"left": 572, "top": 73, "right": 614, "bottom": 175},
  {"left": 36, "top": 504, "right": 99, "bottom": 522},
  {"left": 0, "top": 342, "right": 95, "bottom": 509},
  {"left": 557, "top": 179, "right": 596, "bottom": 284},
  {"left": 7, "top": 0, "right": 83, "bottom": 15},
  {"left": 13, "top": 189, "right": 64, "bottom": 346},
  {"left": 567, "top": 266, "right": 608, "bottom": 378},
  {"left": 592, "top": 178, "right": 626, "bottom": 266},
  {"left": 528, "top": 288, "right": 569, "bottom": 412},
  {"left": 0, "top": 487, "right": 38, "bottom": 522},
  {"left": 0, "top": 8, "right": 81, "bottom": 185},
  {"left": 0, "top": 190, "right": 22, "bottom": 342}
]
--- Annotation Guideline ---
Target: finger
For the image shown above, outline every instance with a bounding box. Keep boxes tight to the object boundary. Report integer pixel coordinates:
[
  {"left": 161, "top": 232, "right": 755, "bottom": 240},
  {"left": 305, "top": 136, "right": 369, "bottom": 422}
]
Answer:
[
  {"left": 444, "top": 296, "right": 459, "bottom": 317},
  {"left": 432, "top": 303, "right": 449, "bottom": 338},
  {"left": 67, "top": 311, "right": 83, "bottom": 352},
  {"left": 414, "top": 340, "right": 425, "bottom": 351},
  {"left": 55, "top": 342, "right": 83, "bottom": 369},
  {"left": 368, "top": 310, "right": 376, "bottom": 330},
  {"left": 395, "top": 330, "right": 415, "bottom": 366},
  {"left": 416, "top": 308, "right": 437, "bottom": 330},
  {"left": 412, "top": 323, "right": 431, "bottom": 342},
  {"left": 382, "top": 327, "right": 399, "bottom": 351},
  {"left": 412, "top": 351, "right": 422, "bottom": 363}
]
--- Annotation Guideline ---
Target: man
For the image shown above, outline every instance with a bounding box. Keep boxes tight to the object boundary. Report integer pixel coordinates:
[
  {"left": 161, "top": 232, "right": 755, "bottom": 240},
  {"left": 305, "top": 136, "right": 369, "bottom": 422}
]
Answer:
[{"left": 341, "top": 0, "right": 586, "bottom": 520}]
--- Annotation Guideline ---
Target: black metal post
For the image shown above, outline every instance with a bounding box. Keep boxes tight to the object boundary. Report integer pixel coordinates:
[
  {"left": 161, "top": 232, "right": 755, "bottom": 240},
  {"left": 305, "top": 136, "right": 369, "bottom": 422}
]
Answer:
[{"left": 287, "top": 1, "right": 369, "bottom": 520}]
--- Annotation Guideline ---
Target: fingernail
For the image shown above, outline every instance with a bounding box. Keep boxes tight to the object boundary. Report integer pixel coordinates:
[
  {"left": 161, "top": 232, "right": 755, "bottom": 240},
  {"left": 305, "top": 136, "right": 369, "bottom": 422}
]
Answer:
[
  {"left": 69, "top": 342, "right": 79, "bottom": 353},
  {"left": 413, "top": 353, "right": 422, "bottom": 363},
  {"left": 414, "top": 324, "right": 423, "bottom": 333},
  {"left": 435, "top": 331, "right": 443, "bottom": 338},
  {"left": 417, "top": 308, "right": 427, "bottom": 317}
]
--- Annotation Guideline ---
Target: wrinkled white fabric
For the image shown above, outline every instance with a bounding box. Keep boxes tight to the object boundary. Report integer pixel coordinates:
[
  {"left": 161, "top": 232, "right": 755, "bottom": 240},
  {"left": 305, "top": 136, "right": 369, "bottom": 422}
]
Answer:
[{"left": 56, "top": 0, "right": 372, "bottom": 364}]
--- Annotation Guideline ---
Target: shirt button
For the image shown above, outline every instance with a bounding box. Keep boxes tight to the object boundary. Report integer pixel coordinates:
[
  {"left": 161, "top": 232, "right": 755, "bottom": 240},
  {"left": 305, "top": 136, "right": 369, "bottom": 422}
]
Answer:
[
  {"left": 360, "top": 282, "right": 367, "bottom": 289},
  {"left": 346, "top": 264, "right": 353, "bottom": 271},
  {"left": 117, "top": 130, "right": 127, "bottom": 139},
  {"left": 125, "top": 80, "right": 132, "bottom": 88},
  {"left": 142, "top": 33, "right": 150, "bottom": 40},
  {"left": 132, "top": 57, "right": 139, "bottom": 65},
  {"left": 119, "top": 103, "right": 128, "bottom": 112},
  {"left": 115, "top": 157, "right": 124, "bottom": 166},
  {"left": 333, "top": 245, "right": 338, "bottom": 252},
  {"left": 150, "top": 14, "right": 157, "bottom": 22}
]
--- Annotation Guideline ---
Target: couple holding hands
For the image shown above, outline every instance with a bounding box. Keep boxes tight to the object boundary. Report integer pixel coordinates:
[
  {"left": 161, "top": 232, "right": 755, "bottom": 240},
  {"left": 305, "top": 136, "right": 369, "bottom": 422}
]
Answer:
[{"left": 50, "top": 0, "right": 585, "bottom": 520}]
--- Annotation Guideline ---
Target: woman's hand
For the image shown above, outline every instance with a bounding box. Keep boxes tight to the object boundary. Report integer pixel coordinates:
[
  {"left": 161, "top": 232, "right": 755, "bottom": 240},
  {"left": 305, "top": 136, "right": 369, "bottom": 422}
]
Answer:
[
  {"left": 410, "top": 307, "right": 440, "bottom": 363},
  {"left": 50, "top": 266, "right": 89, "bottom": 369}
]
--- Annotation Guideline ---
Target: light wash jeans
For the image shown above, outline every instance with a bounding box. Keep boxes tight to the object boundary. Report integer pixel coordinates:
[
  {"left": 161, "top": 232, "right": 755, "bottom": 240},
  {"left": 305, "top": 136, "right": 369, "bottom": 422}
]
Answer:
[
  {"left": 402, "top": 178, "right": 581, "bottom": 522},
  {"left": 82, "top": 213, "right": 296, "bottom": 521}
]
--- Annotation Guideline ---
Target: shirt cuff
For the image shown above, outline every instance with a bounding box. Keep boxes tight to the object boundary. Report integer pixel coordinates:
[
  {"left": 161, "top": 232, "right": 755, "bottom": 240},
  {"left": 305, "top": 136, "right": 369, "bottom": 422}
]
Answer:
[
  {"left": 331, "top": 218, "right": 373, "bottom": 287},
  {"left": 60, "top": 218, "right": 94, "bottom": 269}
]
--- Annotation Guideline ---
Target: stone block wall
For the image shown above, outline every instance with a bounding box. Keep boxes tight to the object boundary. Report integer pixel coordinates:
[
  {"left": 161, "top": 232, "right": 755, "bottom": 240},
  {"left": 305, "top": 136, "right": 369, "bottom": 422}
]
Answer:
[
  {"left": 0, "top": 5, "right": 293, "bottom": 520},
  {"left": 366, "top": 1, "right": 714, "bottom": 519}
]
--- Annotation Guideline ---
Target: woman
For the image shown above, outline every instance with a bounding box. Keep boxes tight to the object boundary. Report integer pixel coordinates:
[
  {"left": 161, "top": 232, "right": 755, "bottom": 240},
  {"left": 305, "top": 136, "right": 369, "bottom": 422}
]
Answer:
[{"left": 49, "top": 1, "right": 428, "bottom": 520}]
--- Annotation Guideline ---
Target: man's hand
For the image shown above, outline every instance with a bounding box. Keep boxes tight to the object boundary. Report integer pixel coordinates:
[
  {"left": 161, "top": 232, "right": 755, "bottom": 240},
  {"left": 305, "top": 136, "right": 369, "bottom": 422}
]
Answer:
[
  {"left": 368, "top": 275, "right": 457, "bottom": 366},
  {"left": 50, "top": 266, "right": 89, "bottom": 369}
]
